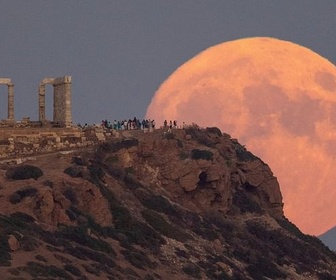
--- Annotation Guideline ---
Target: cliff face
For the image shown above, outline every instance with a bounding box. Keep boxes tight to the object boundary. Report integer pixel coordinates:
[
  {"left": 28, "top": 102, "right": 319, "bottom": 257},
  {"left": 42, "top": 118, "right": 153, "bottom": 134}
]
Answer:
[
  {"left": 113, "top": 127, "right": 283, "bottom": 219},
  {"left": 0, "top": 127, "right": 335, "bottom": 280}
]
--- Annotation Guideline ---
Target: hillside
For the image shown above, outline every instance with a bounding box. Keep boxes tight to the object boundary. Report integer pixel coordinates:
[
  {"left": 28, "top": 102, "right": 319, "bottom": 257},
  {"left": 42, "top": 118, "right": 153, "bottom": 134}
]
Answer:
[{"left": 0, "top": 126, "right": 335, "bottom": 279}]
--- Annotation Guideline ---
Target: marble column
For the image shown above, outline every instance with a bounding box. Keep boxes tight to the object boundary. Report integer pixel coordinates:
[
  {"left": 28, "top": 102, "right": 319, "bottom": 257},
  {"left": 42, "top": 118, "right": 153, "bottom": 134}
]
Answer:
[
  {"left": 53, "top": 84, "right": 61, "bottom": 122},
  {"left": 64, "top": 81, "right": 72, "bottom": 127},
  {"left": 38, "top": 84, "right": 46, "bottom": 122},
  {"left": 7, "top": 83, "right": 14, "bottom": 121}
]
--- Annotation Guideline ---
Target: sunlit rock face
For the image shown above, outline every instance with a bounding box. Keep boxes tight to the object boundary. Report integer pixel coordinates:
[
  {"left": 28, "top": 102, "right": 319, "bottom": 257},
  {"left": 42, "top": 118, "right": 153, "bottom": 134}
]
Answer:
[{"left": 146, "top": 37, "right": 336, "bottom": 235}]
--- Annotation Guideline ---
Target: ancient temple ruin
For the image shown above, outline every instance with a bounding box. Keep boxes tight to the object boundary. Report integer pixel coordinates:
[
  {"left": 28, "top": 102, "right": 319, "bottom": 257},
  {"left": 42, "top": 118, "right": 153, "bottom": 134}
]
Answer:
[
  {"left": 0, "top": 78, "right": 14, "bottom": 121},
  {"left": 38, "top": 76, "right": 72, "bottom": 127},
  {"left": 0, "top": 75, "right": 72, "bottom": 128}
]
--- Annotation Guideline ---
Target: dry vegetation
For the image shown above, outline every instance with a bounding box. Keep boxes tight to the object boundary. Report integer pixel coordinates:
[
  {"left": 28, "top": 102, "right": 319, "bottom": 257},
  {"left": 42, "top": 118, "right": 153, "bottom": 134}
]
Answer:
[{"left": 0, "top": 129, "right": 335, "bottom": 279}]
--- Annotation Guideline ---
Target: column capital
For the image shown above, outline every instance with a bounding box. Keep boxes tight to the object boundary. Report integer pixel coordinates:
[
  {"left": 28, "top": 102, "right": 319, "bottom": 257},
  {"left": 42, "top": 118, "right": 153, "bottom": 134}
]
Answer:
[{"left": 0, "top": 78, "right": 12, "bottom": 85}]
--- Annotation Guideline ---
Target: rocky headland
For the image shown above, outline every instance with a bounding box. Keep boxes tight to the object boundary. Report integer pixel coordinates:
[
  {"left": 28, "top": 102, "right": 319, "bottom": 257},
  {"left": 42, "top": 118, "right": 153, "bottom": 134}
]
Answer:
[{"left": 0, "top": 126, "right": 335, "bottom": 279}]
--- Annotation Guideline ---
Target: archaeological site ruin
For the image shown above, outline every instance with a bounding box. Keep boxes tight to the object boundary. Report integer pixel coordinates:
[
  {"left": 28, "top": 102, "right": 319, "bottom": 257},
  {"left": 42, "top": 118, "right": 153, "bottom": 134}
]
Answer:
[
  {"left": 0, "top": 76, "right": 115, "bottom": 161},
  {"left": 38, "top": 76, "right": 72, "bottom": 127},
  {"left": 0, "top": 76, "right": 72, "bottom": 127}
]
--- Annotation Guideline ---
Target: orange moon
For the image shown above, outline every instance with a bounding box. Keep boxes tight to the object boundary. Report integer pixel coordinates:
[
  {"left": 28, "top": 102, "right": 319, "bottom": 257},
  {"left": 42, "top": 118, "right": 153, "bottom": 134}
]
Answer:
[{"left": 146, "top": 37, "right": 336, "bottom": 236}]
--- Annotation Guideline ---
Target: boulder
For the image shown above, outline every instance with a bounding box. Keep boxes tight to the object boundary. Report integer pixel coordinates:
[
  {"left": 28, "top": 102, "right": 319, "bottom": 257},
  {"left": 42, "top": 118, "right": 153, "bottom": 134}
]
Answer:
[
  {"left": 35, "top": 189, "right": 55, "bottom": 222},
  {"left": 8, "top": 234, "right": 20, "bottom": 251},
  {"left": 180, "top": 172, "right": 200, "bottom": 192}
]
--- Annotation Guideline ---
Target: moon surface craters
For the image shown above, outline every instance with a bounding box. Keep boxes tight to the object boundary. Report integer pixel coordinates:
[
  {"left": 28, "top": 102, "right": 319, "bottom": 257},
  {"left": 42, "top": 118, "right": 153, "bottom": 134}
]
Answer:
[
  {"left": 315, "top": 71, "right": 336, "bottom": 92},
  {"left": 146, "top": 37, "right": 336, "bottom": 235}
]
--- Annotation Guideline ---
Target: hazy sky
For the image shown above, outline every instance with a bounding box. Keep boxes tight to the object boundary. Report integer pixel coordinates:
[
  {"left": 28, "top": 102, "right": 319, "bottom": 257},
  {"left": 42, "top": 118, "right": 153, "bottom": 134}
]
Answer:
[{"left": 1, "top": 1, "right": 335, "bottom": 124}]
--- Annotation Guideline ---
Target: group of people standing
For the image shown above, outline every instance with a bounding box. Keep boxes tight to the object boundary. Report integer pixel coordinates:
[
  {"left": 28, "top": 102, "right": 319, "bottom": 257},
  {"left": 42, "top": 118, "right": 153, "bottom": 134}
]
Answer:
[
  {"left": 78, "top": 118, "right": 187, "bottom": 132},
  {"left": 164, "top": 120, "right": 177, "bottom": 131},
  {"left": 101, "top": 117, "right": 155, "bottom": 130},
  {"left": 163, "top": 120, "right": 188, "bottom": 131}
]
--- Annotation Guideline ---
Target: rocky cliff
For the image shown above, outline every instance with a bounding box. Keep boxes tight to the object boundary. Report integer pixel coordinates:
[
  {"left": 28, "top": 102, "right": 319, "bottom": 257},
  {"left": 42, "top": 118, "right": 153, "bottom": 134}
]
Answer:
[{"left": 0, "top": 127, "right": 335, "bottom": 279}]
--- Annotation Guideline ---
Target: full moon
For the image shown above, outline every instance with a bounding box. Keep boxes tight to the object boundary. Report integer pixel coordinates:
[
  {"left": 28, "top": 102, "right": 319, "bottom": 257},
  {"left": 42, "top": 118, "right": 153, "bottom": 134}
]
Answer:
[{"left": 146, "top": 37, "right": 336, "bottom": 236}]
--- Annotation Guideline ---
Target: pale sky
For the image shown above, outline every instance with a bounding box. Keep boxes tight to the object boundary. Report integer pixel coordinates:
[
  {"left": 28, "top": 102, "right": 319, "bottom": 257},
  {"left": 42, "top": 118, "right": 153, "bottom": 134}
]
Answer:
[{"left": 0, "top": 1, "right": 335, "bottom": 124}]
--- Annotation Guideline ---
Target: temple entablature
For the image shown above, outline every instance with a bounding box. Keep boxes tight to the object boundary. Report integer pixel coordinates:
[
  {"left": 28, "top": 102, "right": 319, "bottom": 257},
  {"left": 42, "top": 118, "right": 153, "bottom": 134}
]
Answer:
[
  {"left": 0, "top": 78, "right": 13, "bottom": 86},
  {"left": 40, "top": 76, "right": 71, "bottom": 86}
]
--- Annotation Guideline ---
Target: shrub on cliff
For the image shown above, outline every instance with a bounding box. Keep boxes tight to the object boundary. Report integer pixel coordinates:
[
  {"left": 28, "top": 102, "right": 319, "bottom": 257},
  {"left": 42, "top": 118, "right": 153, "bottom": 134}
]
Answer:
[
  {"left": 9, "top": 187, "right": 38, "bottom": 204},
  {"left": 231, "top": 140, "right": 258, "bottom": 161},
  {"left": 71, "top": 156, "right": 86, "bottom": 166},
  {"left": 185, "top": 127, "right": 217, "bottom": 147},
  {"left": 22, "top": 262, "right": 72, "bottom": 279},
  {"left": 0, "top": 234, "right": 11, "bottom": 266},
  {"left": 88, "top": 164, "right": 105, "bottom": 181},
  {"left": 246, "top": 255, "right": 286, "bottom": 280},
  {"left": 6, "top": 165, "right": 43, "bottom": 180},
  {"left": 139, "top": 194, "right": 180, "bottom": 218},
  {"left": 191, "top": 149, "right": 213, "bottom": 161},
  {"left": 182, "top": 263, "right": 202, "bottom": 279},
  {"left": 99, "top": 138, "right": 139, "bottom": 153},
  {"left": 60, "top": 225, "right": 116, "bottom": 256},
  {"left": 205, "top": 127, "right": 222, "bottom": 137},
  {"left": 106, "top": 164, "right": 125, "bottom": 179},
  {"left": 232, "top": 190, "right": 263, "bottom": 214},
  {"left": 63, "top": 264, "right": 82, "bottom": 277},
  {"left": 141, "top": 209, "right": 192, "bottom": 242},
  {"left": 124, "top": 173, "right": 142, "bottom": 190},
  {"left": 63, "top": 188, "right": 78, "bottom": 204},
  {"left": 122, "top": 249, "right": 156, "bottom": 270},
  {"left": 64, "top": 166, "right": 83, "bottom": 178}
]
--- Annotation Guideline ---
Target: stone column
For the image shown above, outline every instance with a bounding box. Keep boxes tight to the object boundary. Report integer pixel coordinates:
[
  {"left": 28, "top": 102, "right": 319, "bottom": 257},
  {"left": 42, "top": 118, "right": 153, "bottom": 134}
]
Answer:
[
  {"left": 39, "top": 76, "right": 72, "bottom": 127},
  {"left": 64, "top": 80, "right": 72, "bottom": 127},
  {"left": 38, "top": 84, "right": 46, "bottom": 122},
  {"left": 53, "top": 84, "right": 61, "bottom": 123},
  {"left": 7, "top": 83, "right": 14, "bottom": 121}
]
